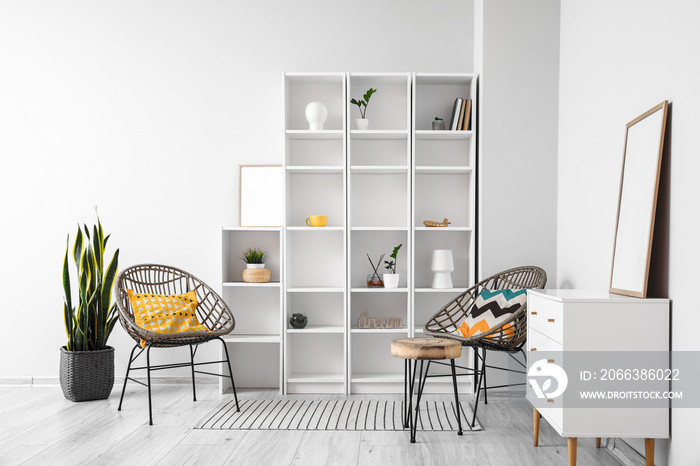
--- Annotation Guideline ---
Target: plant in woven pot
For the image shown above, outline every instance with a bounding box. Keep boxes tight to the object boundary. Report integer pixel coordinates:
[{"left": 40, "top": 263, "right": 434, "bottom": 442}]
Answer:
[
  {"left": 240, "top": 248, "right": 271, "bottom": 283},
  {"left": 61, "top": 215, "right": 120, "bottom": 402}
]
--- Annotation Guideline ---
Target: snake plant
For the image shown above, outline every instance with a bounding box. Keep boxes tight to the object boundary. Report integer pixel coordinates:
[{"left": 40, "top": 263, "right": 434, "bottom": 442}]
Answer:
[{"left": 62, "top": 215, "right": 120, "bottom": 351}]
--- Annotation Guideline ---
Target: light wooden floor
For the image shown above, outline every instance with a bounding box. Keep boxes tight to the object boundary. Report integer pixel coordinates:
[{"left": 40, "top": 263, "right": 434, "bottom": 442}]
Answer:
[{"left": 0, "top": 383, "right": 623, "bottom": 466}]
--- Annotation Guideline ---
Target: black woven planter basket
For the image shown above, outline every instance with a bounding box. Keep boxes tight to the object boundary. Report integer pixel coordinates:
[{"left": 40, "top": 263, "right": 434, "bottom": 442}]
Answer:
[{"left": 59, "top": 346, "right": 115, "bottom": 402}]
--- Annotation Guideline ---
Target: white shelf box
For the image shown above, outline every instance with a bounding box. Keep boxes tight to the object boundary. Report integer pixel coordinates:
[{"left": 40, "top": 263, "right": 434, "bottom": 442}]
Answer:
[
  {"left": 286, "top": 172, "right": 345, "bottom": 228},
  {"left": 414, "top": 229, "right": 473, "bottom": 289},
  {"left": 414, "top": 173, "right": 472, "bottom": 229},
  {"left": 285, "top": 138, "right": 344, "bottom": 168},
  {"left": 347, "top": 73, "right": 411, "bottom": 132},
  {"left": 415, "top": 138, "right": 473, "bottom": 168},
  {"left": 286, "top": 292, "right": 344, "bottom": 333},
  {"left": 413, "top": 73, "right": 475, "bottom": 131},
  {"left": 286, "top": 230, "right": 345, "bottom": 289},
  {"left": 286, "top": 333, "right": 345, "bottom": 394},
  {"left": 222, "top": 287, "right": 281, "bottom": 337},
  {"left": 222, "top": 341, "right": 281, "bottom": 391},
  {"left": 284, "top": 73, "right": 345, "bottom": 131},
  {"left": 349, "top": 230, "right": 408, "bottom": 289},
  {"left": 349, "top": 138, "right": 408, "bottom": 167},
  {"left": 222, "top": 229, "right": 281, "bottom": 283},
  {"left": 350, "top": 173, "right": 408, "bottom": 228}
]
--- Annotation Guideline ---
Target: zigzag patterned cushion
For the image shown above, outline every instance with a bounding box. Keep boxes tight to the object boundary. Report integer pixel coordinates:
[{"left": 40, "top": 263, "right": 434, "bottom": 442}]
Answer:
[
  {"left": 454, "top": 289, "right": 527, "bottom": 338},
  {"left": 127, "top": 289, "right": 210, "bottom": 347}
]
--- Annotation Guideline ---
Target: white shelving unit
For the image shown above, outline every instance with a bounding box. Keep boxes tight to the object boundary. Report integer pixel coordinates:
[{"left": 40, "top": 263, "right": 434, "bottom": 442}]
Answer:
[
  {"left": 223, "top": 72, "right": 477, "bottom": 395},
  {"left": 347, "top": 73, "right": 412, "bottom": 394},
  {"left": 411, "top": 73, "right": 478, "bottom": 393},
  {"left": 220, "top": 227, "right": 283, "bottom": 393},
  {"left": 283, "top": 72, "right": 347, "bottom": 394}
]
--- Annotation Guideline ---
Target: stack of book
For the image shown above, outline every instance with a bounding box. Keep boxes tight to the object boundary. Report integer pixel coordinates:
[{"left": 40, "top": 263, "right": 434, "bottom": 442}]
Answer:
[{"left": 448, "top": 98, "right": 472, "bottom": 131}]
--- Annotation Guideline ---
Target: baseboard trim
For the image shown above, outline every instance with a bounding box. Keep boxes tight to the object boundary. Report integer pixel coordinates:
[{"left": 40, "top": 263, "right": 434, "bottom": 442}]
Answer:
[
  {"left": 0, "top": 377, "right": 217, "bottom": 387},
  {"left": 606, "top": 438, "right": 646, "bottom": 466}
]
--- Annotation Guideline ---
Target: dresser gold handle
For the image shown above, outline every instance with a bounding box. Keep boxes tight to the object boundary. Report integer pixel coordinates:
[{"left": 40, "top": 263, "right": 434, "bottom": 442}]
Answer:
[
  {"left": 530, "top": 348, "right": 537, "bottom": 351},
  {"left": 531, "top": 311, "right": 538, "bottom": 315},
  {"left": 547, "top": 359, "right": 554, "bottom": 363},
  {"left": 547, "top": 318, "right": 555, "bottom": 322},
  {"left": 547, "top": 399, "right": 554, "bottom": 403}
]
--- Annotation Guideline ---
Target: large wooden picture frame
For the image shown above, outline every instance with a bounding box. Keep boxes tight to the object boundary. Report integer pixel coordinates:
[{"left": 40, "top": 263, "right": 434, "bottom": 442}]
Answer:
[
  {"left": 610, "top": 101, "right": 668, "bottom": 298},
  {"left": 239, "top": 165, "right": 284, "bottom": 227}
]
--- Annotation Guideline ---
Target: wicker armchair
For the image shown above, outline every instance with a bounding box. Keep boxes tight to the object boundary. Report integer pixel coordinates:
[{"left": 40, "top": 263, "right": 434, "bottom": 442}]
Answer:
[
  {"left": 115, "top": 264, "right": 239, "bottom": 425},
  {"left": 423, "top": 266, "right": 547, "bottom": 426}
]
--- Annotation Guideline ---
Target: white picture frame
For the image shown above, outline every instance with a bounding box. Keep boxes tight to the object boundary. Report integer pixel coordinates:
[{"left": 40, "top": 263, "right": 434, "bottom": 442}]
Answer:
[
  {"left": 239, "top": 165, "right": 284, "bottom": 227},
  {"left": 609, "top": 101, "right": 668, "bottom": 298}
]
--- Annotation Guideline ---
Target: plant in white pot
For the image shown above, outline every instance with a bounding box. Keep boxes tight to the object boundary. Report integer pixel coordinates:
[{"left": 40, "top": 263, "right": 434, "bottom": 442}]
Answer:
[
  {"left": 382, "top": 243, "right": 402, "bottom": 289},
  {"left": 61, "top": 215, "right": 120, "bottom": 402},
  {"left": 240, "top": 248, "right": 271, "bottom": 283},
  {"left": 350, "top": 87, "right": 377, "bottom": 130}
]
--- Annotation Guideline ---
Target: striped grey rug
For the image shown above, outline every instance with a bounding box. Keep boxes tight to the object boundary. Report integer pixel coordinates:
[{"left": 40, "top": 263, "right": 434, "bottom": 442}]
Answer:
[{"left": 195, "top": 399, "right": 481, "bottom": 431}]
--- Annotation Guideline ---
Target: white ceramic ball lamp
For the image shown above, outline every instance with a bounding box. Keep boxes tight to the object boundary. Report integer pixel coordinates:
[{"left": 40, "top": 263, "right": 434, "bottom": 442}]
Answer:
[
  {"left": 305, "top": 102, "right": 328, "bottom": 130},
  {"left": 431, "top": 249, "right": 454, "bottom": 289}
]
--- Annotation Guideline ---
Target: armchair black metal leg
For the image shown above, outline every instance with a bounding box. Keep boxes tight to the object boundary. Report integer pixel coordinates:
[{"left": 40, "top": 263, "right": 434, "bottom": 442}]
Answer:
[
  {"left": 118, "top": 344, "right": 140, "bottom": 411},
  {"left": 189, "top": 344, "right": 197, "bottom": 402},
  {"left": 482, "top": 347, "right": 488, "bottom": 405},
  {"left": 471, "top": 351, "right": 486, "bottom": 429},
  {"left": 217, "top": 337, "right": 239, "bottom": 412},
  {"left": 146, "top": 344, "right": 153, "bottom": 426},
  {"left": 450, "top": 358, "right": 463, "bottom": 435}
]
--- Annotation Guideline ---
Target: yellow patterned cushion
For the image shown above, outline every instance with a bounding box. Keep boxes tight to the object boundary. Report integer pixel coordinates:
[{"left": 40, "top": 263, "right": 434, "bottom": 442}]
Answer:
[{"left": 127, "top": 289, "right": 210, "bottom": 347}]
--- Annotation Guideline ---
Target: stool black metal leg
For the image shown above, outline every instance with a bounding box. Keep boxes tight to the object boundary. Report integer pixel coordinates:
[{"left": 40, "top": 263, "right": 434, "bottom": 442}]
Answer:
[
  {"left": 411, "top": 360, "right": 428, "bottom": 444},
  {"left": 118, "top": 344, "right": 139, "bottom": 411},
  {"left": 189, "top": 344, "right": 197, "bottom": 402},
  {"left": 450, "top": 358, "right": 463, "bottom": 435},
  {"left": 402, "top": 359, "right": 410, "bottom": 428},
  {"left": 146, "top": 344, "right": 153, "bottom": 426},
  {"left": 218, "top": 337, "right": 239, "bottom": 411},
  {"left": 407, "top": 360, "right": 417, "bottom": 435}
]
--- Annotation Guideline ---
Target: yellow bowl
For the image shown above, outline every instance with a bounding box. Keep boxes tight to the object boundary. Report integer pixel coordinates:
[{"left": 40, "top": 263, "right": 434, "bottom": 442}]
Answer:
[{"left": 305, "top": 215, "right": 328, "bottom": 227}]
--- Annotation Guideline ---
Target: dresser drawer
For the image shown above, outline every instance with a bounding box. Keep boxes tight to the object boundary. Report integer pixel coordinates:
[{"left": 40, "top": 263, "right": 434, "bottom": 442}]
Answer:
[
  {"left": 527, "top": 328, "right": 564, "bottom": 432},
  {"left": 528, "top": 293, "right": 563, "bottom": 344}
]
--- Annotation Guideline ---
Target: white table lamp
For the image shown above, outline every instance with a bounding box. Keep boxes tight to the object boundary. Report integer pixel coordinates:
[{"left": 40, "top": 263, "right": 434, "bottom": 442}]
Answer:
[{"left": 431, "top": 249, "right": 454, "bottom": 289}]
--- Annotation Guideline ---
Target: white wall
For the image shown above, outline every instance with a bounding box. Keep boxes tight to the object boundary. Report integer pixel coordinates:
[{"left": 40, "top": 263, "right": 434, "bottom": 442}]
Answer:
[
  {"left": 0, "top": 0, "right": 473, "bottom": 379},
  {"left": 476, "top": 0, "right": 560, "bottom": 281},
  {"left": 473, "top": 0, "right": 560, "bottom": 390},
  {"left": 558, "top": 1, "right": 700, "bottom": 464}
]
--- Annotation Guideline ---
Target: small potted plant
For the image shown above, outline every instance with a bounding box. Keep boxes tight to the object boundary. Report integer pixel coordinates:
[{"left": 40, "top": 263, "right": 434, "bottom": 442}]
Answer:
[
  {"left": 432, "top": 117, "right": 445, "bottom": 130},
  {"left": 240, "top": 248, "right": 271, "bottom": 283},
  {"left": 61, "top": 214, "right": 120, "bottom": 402},
  {"left": 350, "top": 87, "right": 377, "bottom": 130},
  {"left": 383, "top": 244, "right": 403, "bottom": 289}
]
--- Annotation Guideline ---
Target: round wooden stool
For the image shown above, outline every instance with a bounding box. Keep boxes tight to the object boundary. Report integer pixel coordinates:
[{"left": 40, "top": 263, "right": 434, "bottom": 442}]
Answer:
[{"left": 391, "top": 337, "right": 463, "bottom": 443}]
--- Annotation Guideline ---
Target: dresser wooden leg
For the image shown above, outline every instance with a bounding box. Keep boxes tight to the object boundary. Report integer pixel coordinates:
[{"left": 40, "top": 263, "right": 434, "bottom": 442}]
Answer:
[
  {"left": 568, "top": 437, "right": 577, "bottom": 466},
  {"left": 645, "top": 438, "right": 654, "bottom": 466},
  {"left": 533, "top": 408, "right": 540, "bottom": 446},
  {"left": 596, "top": 437, "right": 601, "bottom": 448}
]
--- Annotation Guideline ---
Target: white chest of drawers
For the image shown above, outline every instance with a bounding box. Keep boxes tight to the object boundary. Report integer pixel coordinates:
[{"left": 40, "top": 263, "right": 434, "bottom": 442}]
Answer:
[{"left": 526, "top": 289, "right": 670, "bottom": 466}]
